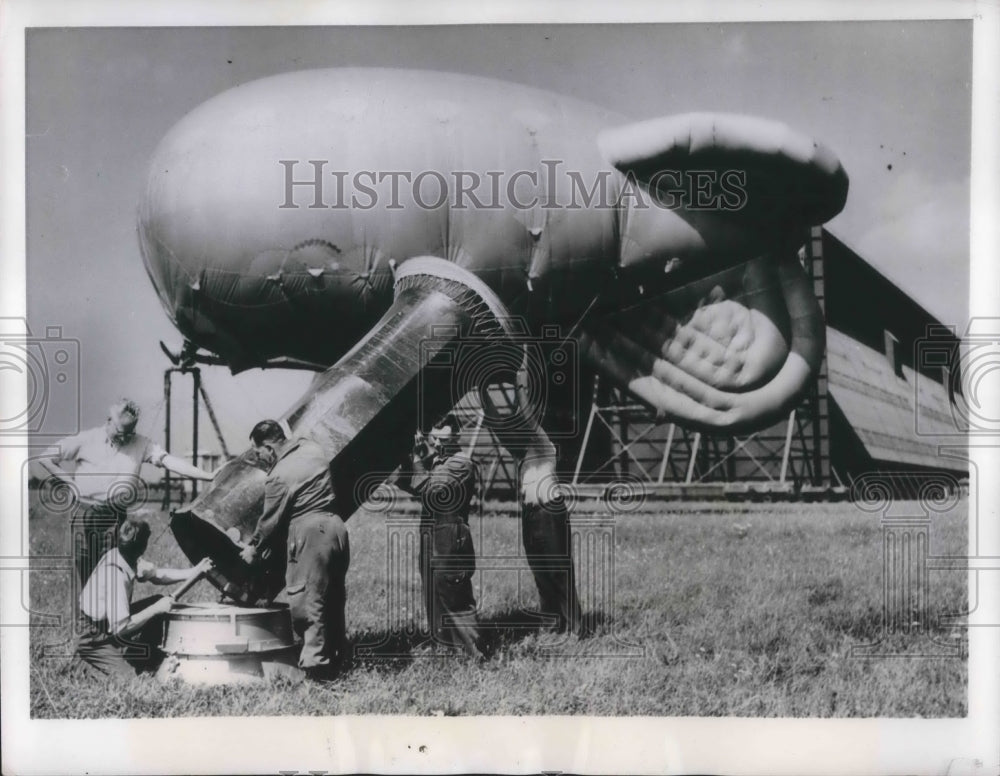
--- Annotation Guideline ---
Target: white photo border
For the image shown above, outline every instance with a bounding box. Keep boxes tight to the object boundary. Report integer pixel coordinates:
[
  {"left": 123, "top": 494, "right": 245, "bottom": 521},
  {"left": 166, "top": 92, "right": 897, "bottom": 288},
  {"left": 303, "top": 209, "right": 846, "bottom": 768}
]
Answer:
[{"left": 1, "top": 1, "right": 997, "bottom": 774}]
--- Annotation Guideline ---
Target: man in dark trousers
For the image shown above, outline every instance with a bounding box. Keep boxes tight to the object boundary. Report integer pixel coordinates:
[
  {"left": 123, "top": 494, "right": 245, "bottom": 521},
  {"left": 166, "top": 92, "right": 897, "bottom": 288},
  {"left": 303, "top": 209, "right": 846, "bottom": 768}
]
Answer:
[
  {"left": 396, "top": 414, "right": 483, "bottom": 659},
  {"left": 42, "top": 397, "right": 215, "bottom": 585},
  {"left": 239, "top": 420, "right": 350, "bottom": 681}
]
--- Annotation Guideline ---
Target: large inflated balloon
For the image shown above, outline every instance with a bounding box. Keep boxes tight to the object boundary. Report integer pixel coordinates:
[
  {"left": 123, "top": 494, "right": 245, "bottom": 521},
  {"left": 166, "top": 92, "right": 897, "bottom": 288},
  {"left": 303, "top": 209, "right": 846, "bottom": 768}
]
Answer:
[
  {"left": 139, "top": 68, "right": 846, "bottom": 409},
  {"left": 141, "top": 69, "right": 848, "bottom": 598}
]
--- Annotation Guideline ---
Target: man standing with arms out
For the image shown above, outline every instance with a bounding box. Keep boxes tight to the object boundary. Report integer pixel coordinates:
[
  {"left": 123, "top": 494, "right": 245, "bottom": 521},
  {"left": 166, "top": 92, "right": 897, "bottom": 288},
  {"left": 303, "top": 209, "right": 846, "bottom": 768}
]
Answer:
[
  {"left": 396, "top": 414, "right": 484, "bottom": 659},
  {"left": 41, "top": 398, "right": 216, "bottom": 584},
  {"left": 239, "top": 420, "right": 351, "bottom": 682},
  {"left": 75, "top": 517, "right": 212, "bottom": 677}
]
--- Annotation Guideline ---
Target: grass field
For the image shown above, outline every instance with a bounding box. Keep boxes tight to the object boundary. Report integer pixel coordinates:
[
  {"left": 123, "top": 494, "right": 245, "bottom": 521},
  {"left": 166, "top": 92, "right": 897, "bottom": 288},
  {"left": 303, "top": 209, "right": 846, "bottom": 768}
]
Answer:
[{"left": 27, "top": 495, "right": 967, "bottom": 718}]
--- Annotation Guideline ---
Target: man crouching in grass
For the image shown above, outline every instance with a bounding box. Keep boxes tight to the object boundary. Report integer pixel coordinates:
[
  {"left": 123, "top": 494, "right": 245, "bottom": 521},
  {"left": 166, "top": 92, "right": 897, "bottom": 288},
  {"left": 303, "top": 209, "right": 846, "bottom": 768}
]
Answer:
[{"left": 75, "top": 518, "right": 211, "bottom": 678}]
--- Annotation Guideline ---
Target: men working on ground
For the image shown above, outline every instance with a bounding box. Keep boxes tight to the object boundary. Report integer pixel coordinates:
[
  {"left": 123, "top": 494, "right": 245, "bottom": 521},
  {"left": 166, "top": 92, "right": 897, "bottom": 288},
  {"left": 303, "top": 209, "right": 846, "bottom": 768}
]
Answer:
[
  {"left": 42, "top": 398, "right": 216, "bottom": 583},
  {"left": 239, "top": 420, "right": 350, "bottom": 681},
  {"left": 396, "top": 414, "right": 483, "bottom": 658},
  {"left": 75, "top": 517, "right": 213, "bottom": 677}
]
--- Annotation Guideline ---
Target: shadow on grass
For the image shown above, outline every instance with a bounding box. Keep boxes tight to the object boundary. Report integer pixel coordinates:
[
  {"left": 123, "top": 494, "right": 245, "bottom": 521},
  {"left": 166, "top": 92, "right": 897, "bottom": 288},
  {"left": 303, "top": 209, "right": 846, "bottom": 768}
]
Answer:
[{"left": 345, "top": 608, "right": 611, "bottom": 674}]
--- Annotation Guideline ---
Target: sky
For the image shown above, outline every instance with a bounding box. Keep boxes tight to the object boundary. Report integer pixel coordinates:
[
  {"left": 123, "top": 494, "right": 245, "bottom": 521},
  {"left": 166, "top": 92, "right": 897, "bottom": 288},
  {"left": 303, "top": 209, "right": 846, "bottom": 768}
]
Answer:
[{"left": 22, "top": 22, "right": 973, "bottom": 457}]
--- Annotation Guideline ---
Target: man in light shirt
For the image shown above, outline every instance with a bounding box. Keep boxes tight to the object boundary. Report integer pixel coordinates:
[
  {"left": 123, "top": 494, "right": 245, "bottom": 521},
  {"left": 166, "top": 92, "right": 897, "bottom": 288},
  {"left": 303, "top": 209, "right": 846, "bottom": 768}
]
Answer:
[
  {"left": 41, "top": 398, "right": 215, "bottom": 583},
  {"left": 75, "top": 517, "right": 212, "bottom": 677}
]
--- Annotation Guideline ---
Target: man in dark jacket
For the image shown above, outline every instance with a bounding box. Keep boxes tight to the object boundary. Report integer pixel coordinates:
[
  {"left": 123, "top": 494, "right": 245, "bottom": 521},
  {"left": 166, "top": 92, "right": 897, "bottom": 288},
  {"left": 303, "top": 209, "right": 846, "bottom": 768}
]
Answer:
[
  {"left": 396, "top": 414, "right": 483, "bottom": 658},
  {"left": 239, "top": 420, "right": 350, "bottom": 681}
]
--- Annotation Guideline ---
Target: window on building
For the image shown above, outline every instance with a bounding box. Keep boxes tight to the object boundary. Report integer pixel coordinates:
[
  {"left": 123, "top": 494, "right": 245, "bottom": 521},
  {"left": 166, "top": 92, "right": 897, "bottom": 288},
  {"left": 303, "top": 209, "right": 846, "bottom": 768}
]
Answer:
[{"left": 884, "top": 329, "right": 904, "bottom": 378}]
